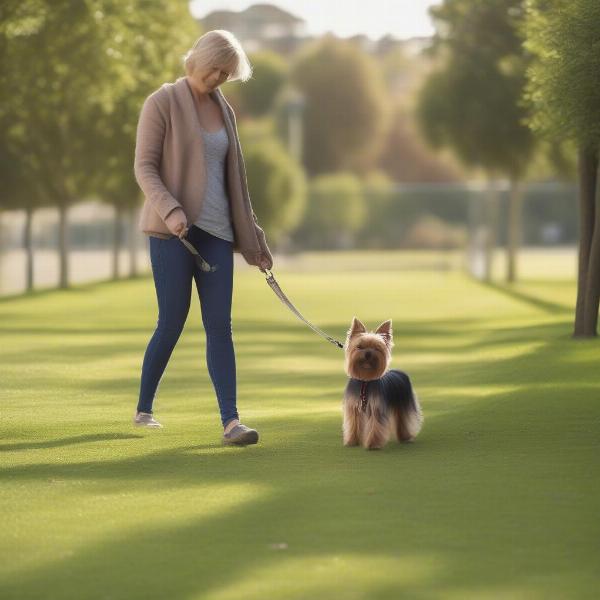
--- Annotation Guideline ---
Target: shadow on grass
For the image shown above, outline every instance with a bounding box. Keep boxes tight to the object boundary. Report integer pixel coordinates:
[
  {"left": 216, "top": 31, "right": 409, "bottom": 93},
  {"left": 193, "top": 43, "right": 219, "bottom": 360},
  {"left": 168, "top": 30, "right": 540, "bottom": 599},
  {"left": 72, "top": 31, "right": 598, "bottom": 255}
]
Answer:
[
  {"left": 1, "top": 319, "right": 599, "bottom": 599},
  {"left": 0, "top": 317, "right": 481, "bottom": 368},
  {"left": 0, "top": 274, "right": 151, "bottom": 304},
  {"left": 0, "top": 433, "right": 143, "bottom": 452},
  {"left": 478, "top": 280, "right": 572, "bottom": 315}
]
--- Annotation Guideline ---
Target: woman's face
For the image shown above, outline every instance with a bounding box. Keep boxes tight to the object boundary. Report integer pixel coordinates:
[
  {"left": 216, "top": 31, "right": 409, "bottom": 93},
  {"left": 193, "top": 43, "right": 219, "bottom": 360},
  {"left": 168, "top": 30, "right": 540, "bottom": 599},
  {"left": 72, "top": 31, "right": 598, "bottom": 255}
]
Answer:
[{"left": 192, "top": 60, "right": 236, "bottom": 93}]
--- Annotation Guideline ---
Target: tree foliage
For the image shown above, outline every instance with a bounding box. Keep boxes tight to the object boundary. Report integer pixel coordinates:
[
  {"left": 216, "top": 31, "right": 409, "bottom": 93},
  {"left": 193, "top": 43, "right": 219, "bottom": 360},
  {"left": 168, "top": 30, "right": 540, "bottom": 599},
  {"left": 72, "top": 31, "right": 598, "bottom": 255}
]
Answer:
[
  {"left": 297, "top": 172, "right": 366, "bottom": 248},
  {"left": 416, "top": 0, "right": 535, "bottom": 179},
  {"left": 523, "top": 0, "right": 600, "bottom": 150},
  {"left": 0, "top": 0, "right": 199, "bottom": 208},
  {"left": 290, "top": 35, "right": 390, "bottom": 176},
  {"left": 240, "top": 129, "right": 307, "bottom": 246},
  {"left": 229, "top": 50, "right": 288, "bottom": 118}
]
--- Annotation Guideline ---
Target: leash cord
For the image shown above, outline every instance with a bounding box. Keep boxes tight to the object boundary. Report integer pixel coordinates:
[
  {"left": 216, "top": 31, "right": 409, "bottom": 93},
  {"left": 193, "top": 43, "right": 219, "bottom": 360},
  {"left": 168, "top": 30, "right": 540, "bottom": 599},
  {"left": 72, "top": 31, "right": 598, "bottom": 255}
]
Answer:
[
  {"left": 178, "top": 233, "right": 342, "bottom": 349},
  {"left": 262, "top": 269, "right": 345, "bottom": 350}
]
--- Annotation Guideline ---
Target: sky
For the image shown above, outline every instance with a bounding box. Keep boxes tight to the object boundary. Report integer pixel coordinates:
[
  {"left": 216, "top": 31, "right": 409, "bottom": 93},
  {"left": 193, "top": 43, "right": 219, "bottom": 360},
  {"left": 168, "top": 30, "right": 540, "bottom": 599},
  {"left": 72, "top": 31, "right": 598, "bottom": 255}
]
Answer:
[{"left": 189, "top": 0, "right": 441, "bottom": 41}]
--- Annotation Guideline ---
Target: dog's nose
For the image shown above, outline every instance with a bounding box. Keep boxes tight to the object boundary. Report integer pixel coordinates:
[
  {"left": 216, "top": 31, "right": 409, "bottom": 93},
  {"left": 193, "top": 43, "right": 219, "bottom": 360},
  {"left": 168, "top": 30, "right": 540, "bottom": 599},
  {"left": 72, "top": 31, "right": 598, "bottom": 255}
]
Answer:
[{"left": 364, "top": 350, "right": 372, "bottom": 359}]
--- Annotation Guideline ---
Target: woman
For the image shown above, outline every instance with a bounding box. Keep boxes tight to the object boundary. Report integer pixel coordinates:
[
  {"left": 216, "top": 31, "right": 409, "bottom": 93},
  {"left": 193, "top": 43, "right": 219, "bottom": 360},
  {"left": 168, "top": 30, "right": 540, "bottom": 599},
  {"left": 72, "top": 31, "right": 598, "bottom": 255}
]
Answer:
[{"left": 132, "top": 30, "right": 274, "bottom": 446}]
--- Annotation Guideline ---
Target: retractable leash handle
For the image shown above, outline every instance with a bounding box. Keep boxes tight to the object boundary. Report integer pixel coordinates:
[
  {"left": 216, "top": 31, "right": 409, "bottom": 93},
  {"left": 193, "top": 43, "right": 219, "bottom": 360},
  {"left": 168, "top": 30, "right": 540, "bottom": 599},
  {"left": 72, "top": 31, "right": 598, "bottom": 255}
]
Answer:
[
  {"left": 178, "top": 229, "right": 219, "bottom": 273},
  {"left": 260, "top": 268, "right": 345, "bottom": 350}
]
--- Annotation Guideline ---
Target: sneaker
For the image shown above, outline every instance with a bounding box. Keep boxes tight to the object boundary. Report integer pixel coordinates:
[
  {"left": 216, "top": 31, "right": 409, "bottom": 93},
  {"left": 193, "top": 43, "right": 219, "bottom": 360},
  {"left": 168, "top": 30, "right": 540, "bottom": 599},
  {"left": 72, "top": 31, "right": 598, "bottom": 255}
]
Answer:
[
  {"left": 133, "top": 411, "right": 163, "bottom": 428},
  {"left": 222, "top": 423, "right": 259, "bottom": 446}
]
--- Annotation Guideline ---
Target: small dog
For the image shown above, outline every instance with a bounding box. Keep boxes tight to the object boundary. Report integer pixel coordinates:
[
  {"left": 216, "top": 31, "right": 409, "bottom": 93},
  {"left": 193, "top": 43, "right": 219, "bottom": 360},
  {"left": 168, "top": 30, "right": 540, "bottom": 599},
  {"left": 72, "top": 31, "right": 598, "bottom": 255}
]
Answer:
[{"left": 342, "top": 317, "right": 423, "bottom": 450}]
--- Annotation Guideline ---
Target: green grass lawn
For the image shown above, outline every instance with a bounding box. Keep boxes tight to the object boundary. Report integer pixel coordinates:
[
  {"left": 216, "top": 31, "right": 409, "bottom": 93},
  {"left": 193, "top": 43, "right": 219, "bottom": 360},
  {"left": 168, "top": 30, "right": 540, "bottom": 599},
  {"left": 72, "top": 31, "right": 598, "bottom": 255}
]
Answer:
[{"left": 1, "top": 251, "right": 599, "bottom": 599}]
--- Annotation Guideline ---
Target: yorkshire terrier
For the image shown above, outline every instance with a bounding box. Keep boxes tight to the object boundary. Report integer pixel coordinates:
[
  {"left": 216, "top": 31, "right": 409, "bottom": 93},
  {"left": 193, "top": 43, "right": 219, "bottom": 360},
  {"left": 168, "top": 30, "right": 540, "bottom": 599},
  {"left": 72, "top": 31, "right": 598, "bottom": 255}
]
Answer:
[{"left": 342, "top": 317, "right": 423, "bottom": 450}]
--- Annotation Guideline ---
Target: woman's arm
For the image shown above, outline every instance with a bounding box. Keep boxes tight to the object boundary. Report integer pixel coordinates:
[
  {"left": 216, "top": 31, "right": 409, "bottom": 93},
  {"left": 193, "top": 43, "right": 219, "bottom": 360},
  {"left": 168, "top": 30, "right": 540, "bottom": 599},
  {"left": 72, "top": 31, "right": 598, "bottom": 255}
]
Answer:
[{"left": 134, "top": 95, "right": 184, "bottom": 222}]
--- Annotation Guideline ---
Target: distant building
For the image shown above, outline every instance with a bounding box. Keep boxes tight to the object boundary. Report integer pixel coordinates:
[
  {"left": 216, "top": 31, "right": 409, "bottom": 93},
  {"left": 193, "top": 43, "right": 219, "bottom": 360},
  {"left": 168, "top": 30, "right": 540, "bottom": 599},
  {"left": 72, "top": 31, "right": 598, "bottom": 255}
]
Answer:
[
  {"left": 199, "top": 3, "right": 307, "bottom": 55},
  {"left": 197, "top": 3, "right": 432, "bottom": 62},
  {"left": 399, "top": 37, "right": 433, "bottom": 57}
]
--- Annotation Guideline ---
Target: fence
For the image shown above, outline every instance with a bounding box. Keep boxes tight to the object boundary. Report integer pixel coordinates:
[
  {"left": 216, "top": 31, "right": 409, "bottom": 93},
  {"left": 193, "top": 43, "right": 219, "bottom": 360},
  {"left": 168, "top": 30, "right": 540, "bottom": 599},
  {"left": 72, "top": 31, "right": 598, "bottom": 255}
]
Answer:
[{"left": 0, "top": 181, "right": 579, "bottom": 296}]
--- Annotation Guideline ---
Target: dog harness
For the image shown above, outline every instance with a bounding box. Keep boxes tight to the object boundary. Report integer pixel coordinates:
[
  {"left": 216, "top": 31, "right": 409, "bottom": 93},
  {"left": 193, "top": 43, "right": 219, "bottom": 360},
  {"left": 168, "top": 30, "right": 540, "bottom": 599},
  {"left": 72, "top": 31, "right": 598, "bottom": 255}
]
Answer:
[{"left": 360, "top": 381, "right": 369, "bottom": 412}]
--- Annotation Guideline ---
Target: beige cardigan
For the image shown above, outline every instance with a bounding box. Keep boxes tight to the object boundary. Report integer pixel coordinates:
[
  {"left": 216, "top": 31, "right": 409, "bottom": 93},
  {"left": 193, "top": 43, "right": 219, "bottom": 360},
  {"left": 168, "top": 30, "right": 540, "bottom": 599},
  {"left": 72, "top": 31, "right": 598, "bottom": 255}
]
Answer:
[{"left": 134, "top": 76, "right": 273, "bottom": 269}]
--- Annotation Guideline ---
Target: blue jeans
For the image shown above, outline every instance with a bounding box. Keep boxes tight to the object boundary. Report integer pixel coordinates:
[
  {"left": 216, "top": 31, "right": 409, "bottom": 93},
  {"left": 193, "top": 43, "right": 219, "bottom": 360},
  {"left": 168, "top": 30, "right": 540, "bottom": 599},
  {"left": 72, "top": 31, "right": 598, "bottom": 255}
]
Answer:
[{"left": 137, "top": 225, "right": 238, "bottom": 428}]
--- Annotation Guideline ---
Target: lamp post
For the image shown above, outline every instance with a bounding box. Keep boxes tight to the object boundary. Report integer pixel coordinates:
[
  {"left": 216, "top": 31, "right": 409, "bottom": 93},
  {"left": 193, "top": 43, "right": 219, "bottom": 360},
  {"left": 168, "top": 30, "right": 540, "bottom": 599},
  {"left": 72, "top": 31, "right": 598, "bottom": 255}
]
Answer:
[{"left": 284, "top": 87, "right": 305, "bottom": 164}]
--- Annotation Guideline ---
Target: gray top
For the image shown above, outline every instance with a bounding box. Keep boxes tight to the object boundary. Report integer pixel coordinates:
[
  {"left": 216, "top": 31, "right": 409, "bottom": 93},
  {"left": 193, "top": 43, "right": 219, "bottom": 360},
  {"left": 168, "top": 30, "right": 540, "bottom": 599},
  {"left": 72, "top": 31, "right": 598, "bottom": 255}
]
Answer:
[{"left": 193, "top": 125, "right": 235, "bottom": 242}]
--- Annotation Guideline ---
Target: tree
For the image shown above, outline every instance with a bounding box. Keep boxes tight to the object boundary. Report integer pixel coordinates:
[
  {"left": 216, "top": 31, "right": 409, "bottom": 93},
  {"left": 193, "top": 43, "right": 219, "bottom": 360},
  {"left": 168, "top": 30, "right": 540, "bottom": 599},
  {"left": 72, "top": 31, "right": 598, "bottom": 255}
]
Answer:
[
  {"left": 289, "top": 35, "right": 391, "bottom": 176},
  {"left": 298, "top": 173, "right": 366, "bottom": 249},
  {"left": 91, "top": 2, "right": 199, "bottom": 280},
  {"left": 226, "top": 51, "right": 288, "bottom": 118},
  {"left": 0, "top": 1, "right": 198, "bottom": 289},
  {"left": 523, "top": 0, "right": 600, "bottom": 337},
  {"left": 416, "top": 0, "right": 536, "bottom": 282},
  {"left": 1, "top": 1, "right": 122, "bottom": 288},
  {"left": 239, "top": 124, "right": 307, "bottom": 249},
  {"left": 355, "top": 170, "right": 395, "bottom": 248},
  {"left": 379, "top": 104, "right": 462, "bottom": 183},
  {"left": 0, "top": 141, "right": 40, "bottom": 291}
]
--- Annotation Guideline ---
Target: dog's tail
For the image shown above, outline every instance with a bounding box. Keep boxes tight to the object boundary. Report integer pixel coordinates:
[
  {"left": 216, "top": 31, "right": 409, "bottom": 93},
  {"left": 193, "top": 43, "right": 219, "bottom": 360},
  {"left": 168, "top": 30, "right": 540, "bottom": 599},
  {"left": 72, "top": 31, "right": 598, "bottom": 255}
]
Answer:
[{"left": 383, "top": 369, "right": 423, "bottom": 441}]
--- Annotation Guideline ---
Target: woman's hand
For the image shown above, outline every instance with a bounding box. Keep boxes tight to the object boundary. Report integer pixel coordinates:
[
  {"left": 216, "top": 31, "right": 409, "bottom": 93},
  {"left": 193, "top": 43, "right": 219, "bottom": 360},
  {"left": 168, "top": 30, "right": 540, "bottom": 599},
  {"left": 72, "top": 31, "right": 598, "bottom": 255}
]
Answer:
[
  {"left": 164, "top": 208, "right": 189, "bottom": 239},
  {"left": 258, "top": 253, "right": 272, "bottom": 272}
]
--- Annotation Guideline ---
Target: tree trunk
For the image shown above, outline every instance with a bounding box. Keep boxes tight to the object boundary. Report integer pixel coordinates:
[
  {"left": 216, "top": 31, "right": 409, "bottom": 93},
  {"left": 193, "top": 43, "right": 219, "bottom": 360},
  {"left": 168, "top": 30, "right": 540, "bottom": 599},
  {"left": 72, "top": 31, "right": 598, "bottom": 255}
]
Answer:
[
  {"left": 506, "top": 179, "right": 523, "bottom": 283},
  {"left": 573, "top": 146, "right": 597, "bottom": 337},
  {"left": 112, "top": 203, "right": 121, "bottom": 280},
  {"left": 0, "top": 212, "right": 3, "bottom": 293},
  {"left": 484, "top": 181, "right": 499, "bottom": 282},
  {"left": 128, "top": 205, "right": 138, "bottom": 278},
  {"left": 24, "top": 206, "right": 34, "bottom": 292},
  {"left": 58, "top": 203, "right": 69, "bottom": 289},
  {"left": 582, "top": 156, "right": 600, "bottom": 336},
  {"left": 467, "top": 192, "right": 477, "bottom": 277}
]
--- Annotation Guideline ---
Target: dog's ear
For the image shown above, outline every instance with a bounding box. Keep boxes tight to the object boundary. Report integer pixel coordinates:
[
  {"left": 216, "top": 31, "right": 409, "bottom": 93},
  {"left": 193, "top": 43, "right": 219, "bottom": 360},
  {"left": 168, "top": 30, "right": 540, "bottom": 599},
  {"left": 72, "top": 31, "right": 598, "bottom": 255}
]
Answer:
[
  {"left": 347, "top": 316, "right": 367, "bottom": 339},
  {"left": 375, "top": 319, "right": 393, "bottom": 346}
]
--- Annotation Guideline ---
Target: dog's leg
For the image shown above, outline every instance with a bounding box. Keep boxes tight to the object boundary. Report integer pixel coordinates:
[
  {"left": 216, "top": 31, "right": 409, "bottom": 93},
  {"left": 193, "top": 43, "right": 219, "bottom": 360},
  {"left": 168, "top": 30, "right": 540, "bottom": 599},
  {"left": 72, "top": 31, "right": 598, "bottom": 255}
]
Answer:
[
  {"left": 342, "top": 395, "right": 361, "bottom": 446},
  {"left": 393, "top": 391, "right": 423, "bottom": 442},
  {"left": 361, "top": 391, "right": 390, "bottom": 450},
  {"left": 362, "top": 413, "right": 390, "bottom": 450}
]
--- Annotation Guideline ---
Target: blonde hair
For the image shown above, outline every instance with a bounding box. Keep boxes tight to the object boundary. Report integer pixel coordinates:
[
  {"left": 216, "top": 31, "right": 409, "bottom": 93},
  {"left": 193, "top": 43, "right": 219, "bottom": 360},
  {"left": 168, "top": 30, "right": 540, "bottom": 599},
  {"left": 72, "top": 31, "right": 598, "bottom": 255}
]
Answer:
[{"left": 183, "top": 30, "right": 253, "bottom": 82}]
